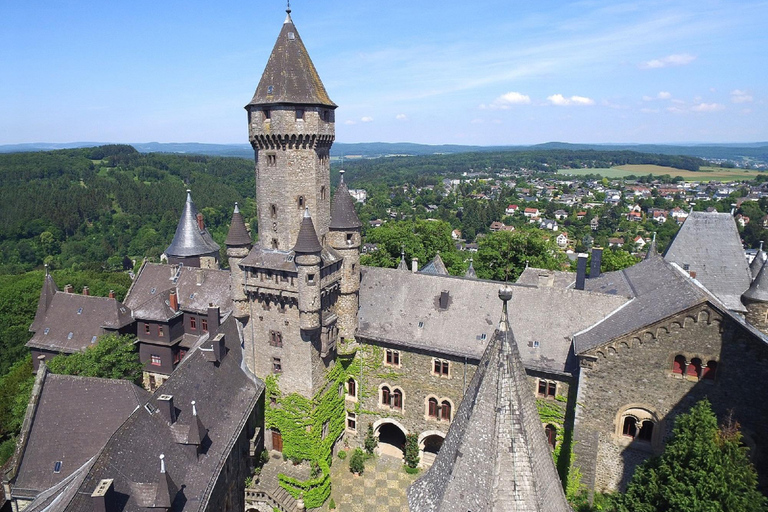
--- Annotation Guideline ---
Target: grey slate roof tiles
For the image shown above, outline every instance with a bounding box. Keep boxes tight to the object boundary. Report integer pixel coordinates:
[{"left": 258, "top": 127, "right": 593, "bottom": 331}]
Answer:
[
  {"left": 329, "top": 177, "right": 362, "bottom": 230},
  {"left": 225, "top": 203, "right": 252, "bottom": 247},
  {"left": 743, "top": 258, "right": 768, "bottom": 302},
  {"left": 29, "top": 270, "right": 58, "bottom": 333},
  {"left": 26, "top": 293, "right": 133, "bottom": 354},
  {"left": 247, "top": 11, "right": 336, "bottom": 108},
  {"left": 293, "top": 208, "right": 323, "bottom": 253},
  {"left": 12, "top": 372, "right": 148, "bottom": 499},
  {"left": 419, "top": 253, "right": 449, "bottom": 276},
  {"left": 164, "top": 190, "right": 220, "bottom": 259},
  {"left": 664, "top": 211, "right": 750, "bottom": 311},
  {"left": 407, "top": 299, "right": 572, "bottom": 512},
  {"left": 358, "top": 266, "right": 626, "bottom": 374}
]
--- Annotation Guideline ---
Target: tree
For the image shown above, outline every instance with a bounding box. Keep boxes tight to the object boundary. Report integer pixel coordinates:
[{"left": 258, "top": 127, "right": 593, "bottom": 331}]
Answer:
[
  {"left": 613, "top": 399, "right": 767, "bottom": 512},
  {"left": 349, "top": 448, "right": 365, "bottom": 475},
  {"left": 475, "top": 230, "right": 567, "bottom": 281},
  {"left": 46, "top": 333, "right": 142, "bottom": 384},
  {"left": 404, "top": 433, "right": 420, "bottom": 469},
  {"left": 364, "top": 423, "right": 378, "bottom": 455}
]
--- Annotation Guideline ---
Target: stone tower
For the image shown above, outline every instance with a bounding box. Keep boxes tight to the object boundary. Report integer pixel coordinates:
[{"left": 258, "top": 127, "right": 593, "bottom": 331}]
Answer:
[
  {"left": 225, "top": 202, "right": 252, "bottom": 319},
  {"left": 245, "top": 7, "right": 336, "bottom": 251},
  {"left": 238, "top": 7, "right": 342, "bottom": 400},
  {"left": 327, "top": 171, "right": 362, "bottom": 338},
  {"left": 743, "top": 258, "right": 768, "bottom": 335}
]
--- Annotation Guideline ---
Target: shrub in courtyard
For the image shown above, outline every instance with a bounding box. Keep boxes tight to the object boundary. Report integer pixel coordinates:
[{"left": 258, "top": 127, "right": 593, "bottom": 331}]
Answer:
[
  {"left": 349, "top": 448, "right": 365, "bottom": 475},
  {"left": 404, "top": 433, "right": 420, "bottom": 469},
  {"left": 364, "top": 423, "right": 378, "bottom": 455}
]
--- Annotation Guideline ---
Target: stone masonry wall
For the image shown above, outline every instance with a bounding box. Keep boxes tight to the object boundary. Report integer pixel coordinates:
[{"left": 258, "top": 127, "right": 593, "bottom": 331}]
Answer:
[{"left": 573, "top": 304, "right": 768, "bottom": 493}]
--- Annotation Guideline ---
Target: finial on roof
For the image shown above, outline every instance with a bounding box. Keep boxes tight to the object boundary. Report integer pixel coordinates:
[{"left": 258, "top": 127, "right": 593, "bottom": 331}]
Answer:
[
  {"left": 498, "top": 285, "right": 513, "bottom": 332},
  {"left": 339, "top": 169, "right": 345, "bottom": 184},
  {"left": 303, "top": 206, "right": 311, "bottom": 219},
  {"left": 287, "top": 0, "right": 291, "bottom": 13},
  {"left": 186, "top": 189, "right": 192, "bottom": 202},
  {"left": 44, "top": 263, "right": 49, "bottom": 276},
  {"left": 191, "top": 400, "right": 197, "bottom": 417},
  {"left": 159, "top": 454, "right": 166, "bottom": 474},
  {"left": 761, "top": 241, "right": 764, "bottom": 252},
  {"left": 233, "top": 202, "right": 240, "bottom": 214}
]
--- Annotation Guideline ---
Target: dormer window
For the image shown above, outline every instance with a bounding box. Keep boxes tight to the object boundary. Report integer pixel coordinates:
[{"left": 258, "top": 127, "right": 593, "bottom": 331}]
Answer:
[
  {"left": 77, "top": 307, "right": 83, "bottom": 315},
  {"left": 267, "top": 85, "right": 274, "bottom": 95},
  {"left": 288, "top": 32, "right": 295, "bottom": 40},
  {"left": 67, "top": 332, "right": 73, "bottom": 340},
  {"left": 296, "top": 109, "right": 304, "bottom": 120},
  {"left": 44, "top": 328, "right": 50, "bottom": 335}
]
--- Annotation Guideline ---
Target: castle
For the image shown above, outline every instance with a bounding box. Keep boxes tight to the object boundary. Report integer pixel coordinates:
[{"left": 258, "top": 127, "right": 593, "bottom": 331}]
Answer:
[{"left": 3, "top": 7, "right": 768, "bottom": 512}]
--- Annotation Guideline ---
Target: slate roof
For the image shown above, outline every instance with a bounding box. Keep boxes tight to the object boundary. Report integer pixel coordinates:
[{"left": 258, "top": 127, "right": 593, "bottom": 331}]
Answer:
[
  {"left": 11, "top": 372, "right": 148, "bottom": 500},
  {"left": 358, "top": 267, "right": 626, "bottom": 374},
  {"left": 293, "top": 208, "right": 323, "bottom": 253},
  {"left": 407, "top": 297, "right": 572, "bottom": 512},
  {"left": 224, "top": 203, "right": 252, "bottom": 247},
  {"left": 30, "top": 316, "right": 264, "bottom": 511},
  {"left": 516, "top": 268, "right": 576, "bottom": 289},
  {"left": 419, "top": 253, "right": 449, "bottom": 276},
  {"left": 247, "top": 10, "right": 336, "bottom": 108},
  {"left": 124, "top": 263, "right": 233, "bottom": 317},
  {"left": 29, "top": 270, "right": 58, "bottom": 333},
  {"left": 26, "top": 293, "right": 133, "bottom": 354},
  {"left": 239, "top": 244, "right": 342, "bottom": 272},
  {"left": 329, "top": 175, "right": 362, "bottom": 230},
  {"left": 749, "top": 244, "right": 766, "bottom": 279},
  {"left": 743, "top": 258, "right": 768, "bottom": 302},
  {"left": 164, "top": 190, "right": 220, "bottom": 259},
  {"left": 663, "top": 211, "right": 750, "bottom": 311}
]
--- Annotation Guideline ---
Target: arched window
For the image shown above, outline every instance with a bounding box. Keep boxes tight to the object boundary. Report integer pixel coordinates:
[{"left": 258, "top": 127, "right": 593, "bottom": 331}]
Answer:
[
  {"left": 298, "top": 196, "right": 305, "bottom": 208},
  {"left": 672, "top": 355, "right": 686, "bottom": 374},
  {"left": 381, "top": 386, "right": 390, "bottom": 406},
  {"left": 428, "top": 398, "right": 438, "bottom": 418},
  {"left": 440, "top": 400, "right": 451, "bottom": 422},
  {"left": 392, "top": 389, "right": 402, "bottom": 410},
  {"left": 687, "top": 358, "right": 702, "bottom": 378},
  {"left": 638, "top": 420, "right": 654, "bottom": 442},
  {"left": 347, "top": 378, "right": 356, "bottom": 398},
  {"left": 545, "top": 424, "right": 557, "bottom": 448},
  {"left": 622, "top": 416, "right": 638, "bottom": 438},
  {"left": 702, "top": 360, "right": 717, "bottom": 380}
]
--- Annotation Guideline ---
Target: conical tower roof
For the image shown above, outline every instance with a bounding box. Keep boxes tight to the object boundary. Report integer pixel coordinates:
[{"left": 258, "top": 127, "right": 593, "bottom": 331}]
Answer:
[
  {"left": 645, "top": 232, "right": 658, "bottom": 260},
  {"left": 165, "top": 190, "right": 220, "bottom": 258},
  {"left": 465, "top": 257, "right": 477, "bottom": 278},
  {"left": 154, "top": 454, "right": 176, "bottom": 508},
  {"left": 420, "top": 252, "right": 448, "bottom": 275},
  {"left": 407, "top": 287, "right": 571, "bottom": 512},
  {"left": 397, "top": 247, "right": 408, "bottom": 271},
  {"left": 329, "top": 171, "right": 362, "bottom": 230},
  {"left": 29, "top": 265, "right": 58, "bottom": 333},
  {"left": 744, "top": 258, "right": 768, "bottom": 303},
  {"left": 225, "top": 203, "right": 252, "bottom": 247},
  {"left": 247, "top": 9, "right": 336, "bottom": 108},
  {"left": 293, "top": 208, "right": 323, "bottom": 253},
  {"left": 750, "top": 241, "right": 766, "bottom": 279}
]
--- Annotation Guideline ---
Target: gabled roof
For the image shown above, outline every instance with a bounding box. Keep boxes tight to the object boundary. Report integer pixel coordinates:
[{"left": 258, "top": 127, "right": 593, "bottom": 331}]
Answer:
[
  {"left": 26, "top": 293, "right": 133, "bottom": 354},
  {"left": 11, "top": 371, "right": 148, "bottom": 499},
  {"left": 225, "top": 203, "right": 252, "bottom": 247},
  {"left": 29, "top": 269, "right": 58, "bottom": 333},
  {"left": 358, "top": 267, "right": 626, "bottom": 374},
  {"left": 419, "top": 253, "right": 448, "bottom": 276},
  {"left": 663, "top": 211, "right": 750, "bottom": 312},
  {"left": 164, "top": 190, "right": 220, "bottom": 259},
  {"left": 407, "top": 294, "right": 571, "bottom": 512},
  {"left": 33, "top": 316, "right": 264, "bottom": 511},
  {"left": 247, "top": 10, "right": 336, "bottom": 108},
  {"left": 293, "top": 208, "right": 323, "bottom": 253},
  {"left": 329, "top": 174, "right": 362, "bottom": 230}
]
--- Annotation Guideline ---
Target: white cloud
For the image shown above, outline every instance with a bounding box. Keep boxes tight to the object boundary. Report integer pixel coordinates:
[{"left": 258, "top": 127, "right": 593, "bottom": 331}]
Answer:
[
  {"left": 640, "top": 53, "right": 696, "bottom": 69},
  {"left": 731, "top": 90, "right": 753, "bottom": 103},
  {"left": 547, "top": 94, "right": 595, "bottom": 106},
  {"left": 667, "top": 106, "right": 685, "bottom": 114},
  {"left": 470, "top": 118, "right": 484, "bottom": 124},
  {"left": 642, "top": 95, "right": 653, "bottom": 102},
  {"left": 691, "top": 103, "right": 725, "bottom": 112},
  {"left": 640, "top": 108, "right": 659, "bottom": 113},
  {"left": 480, "top": 91, "right": 531, "bottom": 110},
  {"left": 344, "top": 120, "right": 356, "bottom": 125},
  {"left": 361, "top": 116, "right": 374, "bottom": 123},
  {"left": 657, "top": 91, "right": 672, "bottom": 100},
  {"left": 395, "top": 114, "right": 408, "bottom": 120}
]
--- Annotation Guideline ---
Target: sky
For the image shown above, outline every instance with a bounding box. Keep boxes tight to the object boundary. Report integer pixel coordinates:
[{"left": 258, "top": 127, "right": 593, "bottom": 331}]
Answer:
[{"left": 1, "top": 0, "right": 766, "bottom": 146}]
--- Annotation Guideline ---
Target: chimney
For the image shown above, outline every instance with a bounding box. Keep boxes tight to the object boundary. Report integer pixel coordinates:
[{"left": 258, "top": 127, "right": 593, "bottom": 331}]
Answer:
[
  {"left": 169, "top": 290, "right": 178, "bottom": 312},
  {"left": 157, "top": 395, "right": 176, "bottom": 424},
  {"left": 590, "top": 247, "right": 603, "bottom": 279},
  {"left": 82, "top": 286, "right": 90, "bottom": 296},
  {"left": 575, "top": 253, "right": 588, "bottom": 290},
  {"left": 537, "top": 271, "right": 554, "bottom": 288},
  {"left": 64, "top": 284, "right": 74, "bottom": 293},
  {"left": 196, "top": 270, "right": 204, "bottom": 286},
  {"left": 90, "top": 478, "right": 114, "bottom": 512},
  {"left": 196, "top": 213, "right": 205, "bottom": 231},
  {"left": 207, "top": 305, "right": 220, "bottom": 332},
  {"left": 439, "top": 291, "right": 450, "bottom": 310},
  {"left": 212, "top": 333, "right": 225, "bottom": 362},
  {"left": 108, "top": 290, "right": 115, "bottom": 299},
  {"left": 690, "top": 271, "right": 697, "bottom": 279},
  {"left": 411, "top": 257, "right": 418, "bottom": 273}
]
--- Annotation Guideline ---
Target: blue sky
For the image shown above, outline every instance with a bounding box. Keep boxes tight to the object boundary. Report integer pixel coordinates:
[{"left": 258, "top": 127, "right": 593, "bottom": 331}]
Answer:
[{"left": 1, "top": 0, "right": 766, "bottom": 145}]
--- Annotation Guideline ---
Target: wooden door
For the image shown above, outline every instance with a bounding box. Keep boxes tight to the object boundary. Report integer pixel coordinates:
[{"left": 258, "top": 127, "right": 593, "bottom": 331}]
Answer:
[{"left": 272, "top": 430, "right": 283, "bottom": 452}]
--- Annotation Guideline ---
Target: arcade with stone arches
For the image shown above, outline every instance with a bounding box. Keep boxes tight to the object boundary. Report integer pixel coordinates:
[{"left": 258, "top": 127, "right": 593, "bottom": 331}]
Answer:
[{"left": 371, "top": 419, "right": 446, "bottom": 466}]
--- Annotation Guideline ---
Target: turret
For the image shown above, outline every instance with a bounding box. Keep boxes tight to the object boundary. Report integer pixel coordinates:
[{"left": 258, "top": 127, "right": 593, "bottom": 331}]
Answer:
[
  {"left": 750, "top": 241, "right": 766, "bottom": 279},
  {"left": 327, "top": 171, "right": 362, "bottom": 337},
  {"left": 225, "top": 203, "right": 252, "bottom": 318},
  {"left": 164, "top": 190, "right": 220, "bottom": 269},
  {"left": 743, "top": 258, "right": 768, "bottom": 334},
  {"left": 294, "top": 208, "right": 323, "bottom": 332}
]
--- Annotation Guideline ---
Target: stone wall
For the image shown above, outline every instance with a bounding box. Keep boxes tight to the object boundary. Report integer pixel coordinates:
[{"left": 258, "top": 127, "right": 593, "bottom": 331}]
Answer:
[{"left": 573, "top": 304, "right": 768, "bottom": 493}]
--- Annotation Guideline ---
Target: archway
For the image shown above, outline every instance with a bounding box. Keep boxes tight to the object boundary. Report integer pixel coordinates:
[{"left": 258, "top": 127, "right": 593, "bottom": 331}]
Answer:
[
  {"left": 420, "top": 433, "right": 445, "bottom": 467},
  {"left": 375, "top": 421, "right": 407, "bottom": 459}
]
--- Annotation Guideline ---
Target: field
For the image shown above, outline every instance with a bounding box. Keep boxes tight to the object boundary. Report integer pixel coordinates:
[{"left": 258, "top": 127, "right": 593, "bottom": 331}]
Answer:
[{"left": 557, "top": 164, "right": 761, "bottom": 182}]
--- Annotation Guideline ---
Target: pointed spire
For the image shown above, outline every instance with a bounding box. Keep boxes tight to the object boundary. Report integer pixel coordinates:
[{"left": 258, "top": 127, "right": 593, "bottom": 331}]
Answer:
[
  {"left": 165, "top": 190, "right": 220, "bottom": 258},
  {"left": 498, "top": 285, "right": 513, "bottom": 331},
  {"left": 744, "top": 258, "right": 768, "bottom": 303},
  {"left": 30, "top": 266, "right": 59, "bottom": 333},
  {"left": 225, "top": 202, "right": 252, "bottom": 247},
  {"left": 645, "top": 232, "right": 658, "bottom": 260},
  {"left": 329, "top": 170, "right": 362, "bottom": 230},
  {"left": 750, "top": 241, "right": 766, "bottom": 279},
  {"left": 293, "top": 208, "right": 323, "bottom": 253},
  {"left": 187, "top": 401, "right": 207, "bottom": 446},
  {"left": 465, "top": 257, "right": 477, "bottom": 279},
  {"left": 397, "top": 246, "right": 408, "bottom": 271},
  {"left": 419, "top": 252, "right": 448, "bottom": 275},
  {"left": 248, "top": 9, "right": 336, "bottom": 108},
  {"left": 154, "top": 453, "right": 174, "bottom": 508}
]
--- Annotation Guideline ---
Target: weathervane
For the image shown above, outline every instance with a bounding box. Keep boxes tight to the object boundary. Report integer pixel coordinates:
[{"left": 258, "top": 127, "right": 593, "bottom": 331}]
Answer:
[{"left": 287, "top": 0, "right": 291, "bottom": 14}]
